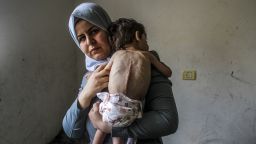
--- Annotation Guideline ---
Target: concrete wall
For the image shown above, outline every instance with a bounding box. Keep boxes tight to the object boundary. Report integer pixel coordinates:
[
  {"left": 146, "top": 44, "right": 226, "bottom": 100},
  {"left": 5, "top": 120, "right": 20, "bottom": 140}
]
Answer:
[
  {"left": 0, "top": 1, "right": 80, "bottom": 143},
  {"left": 81, "top": 0, "right": 256, "bottom": 143}
]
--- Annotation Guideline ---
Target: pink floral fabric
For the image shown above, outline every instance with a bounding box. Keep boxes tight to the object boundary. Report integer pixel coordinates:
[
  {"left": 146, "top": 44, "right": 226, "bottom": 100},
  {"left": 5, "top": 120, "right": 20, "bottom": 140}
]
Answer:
[{"left": 97, "top": 92, "right": 142, "bottom": 127}]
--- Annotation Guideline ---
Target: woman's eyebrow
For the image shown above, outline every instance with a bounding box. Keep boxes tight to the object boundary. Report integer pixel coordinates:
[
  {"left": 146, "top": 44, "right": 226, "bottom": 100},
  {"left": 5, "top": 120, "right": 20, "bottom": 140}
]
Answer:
[
  {"left": 77, "top": 26, "right": 97, "bottom": 38},
  {"left": 87, "top": 26, "right": 97, "bottom": 33},
  {"left": 76, "top": 32, "right": 84, "bottom": 39}
]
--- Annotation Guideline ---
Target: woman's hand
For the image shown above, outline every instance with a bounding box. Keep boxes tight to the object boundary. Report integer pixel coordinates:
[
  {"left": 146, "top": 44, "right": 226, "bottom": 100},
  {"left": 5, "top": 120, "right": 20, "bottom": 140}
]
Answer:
[
  {"left": 84, "top": 64, "right": 110, "bottom": 97},
  {"left": 78, "top": 64, "right": 110, "bottom": 109},
  {"left": 89, "top": 102, "right": 112, "bottom": 133}
]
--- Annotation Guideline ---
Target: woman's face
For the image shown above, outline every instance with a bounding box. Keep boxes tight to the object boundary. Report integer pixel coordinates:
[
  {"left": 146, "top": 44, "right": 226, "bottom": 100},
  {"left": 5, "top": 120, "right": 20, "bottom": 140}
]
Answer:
[{"left": 75, "top": 20, "right": 111, "bottom": 60}]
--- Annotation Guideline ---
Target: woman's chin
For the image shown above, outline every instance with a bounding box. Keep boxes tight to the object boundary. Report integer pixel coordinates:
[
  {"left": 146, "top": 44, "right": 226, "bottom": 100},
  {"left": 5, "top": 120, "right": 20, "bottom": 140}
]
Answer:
[{"left": 93, "top": 55, "right": 108, "bottom": 60}]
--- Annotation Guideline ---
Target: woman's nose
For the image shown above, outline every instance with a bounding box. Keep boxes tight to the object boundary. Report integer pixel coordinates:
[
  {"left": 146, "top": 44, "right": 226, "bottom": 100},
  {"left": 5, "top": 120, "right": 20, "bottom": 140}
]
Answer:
[{"left": 86, "top": 36, "right": 96, "bottom": 45}]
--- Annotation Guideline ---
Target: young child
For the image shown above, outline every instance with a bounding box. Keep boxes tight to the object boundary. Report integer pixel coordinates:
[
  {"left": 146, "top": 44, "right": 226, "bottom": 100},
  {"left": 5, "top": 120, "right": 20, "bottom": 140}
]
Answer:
[{"left": 92, "top": 18, "right": 172, "bottom": 144}]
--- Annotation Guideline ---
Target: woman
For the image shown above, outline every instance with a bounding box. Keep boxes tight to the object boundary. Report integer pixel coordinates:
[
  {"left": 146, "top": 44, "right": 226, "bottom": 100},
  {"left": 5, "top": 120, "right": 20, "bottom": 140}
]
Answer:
[{"left": 62, "top": 2, "right": 178, "bottom": 144}]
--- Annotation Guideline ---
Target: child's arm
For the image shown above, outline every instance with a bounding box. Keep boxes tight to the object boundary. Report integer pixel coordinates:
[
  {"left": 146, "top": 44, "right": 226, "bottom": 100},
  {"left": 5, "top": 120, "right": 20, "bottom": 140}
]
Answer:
[
  {"left": 143, "top": 51, "right": 172, "bottom": 77},
  {"left": 92, "top": 129, "right": 106, "bottom": 144}
]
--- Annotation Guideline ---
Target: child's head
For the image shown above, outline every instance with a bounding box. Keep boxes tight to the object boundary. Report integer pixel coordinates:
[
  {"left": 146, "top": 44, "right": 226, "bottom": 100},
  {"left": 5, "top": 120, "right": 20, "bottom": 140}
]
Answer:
[{"left": 108, "top": 18, "right": 148, "bottom": 51}]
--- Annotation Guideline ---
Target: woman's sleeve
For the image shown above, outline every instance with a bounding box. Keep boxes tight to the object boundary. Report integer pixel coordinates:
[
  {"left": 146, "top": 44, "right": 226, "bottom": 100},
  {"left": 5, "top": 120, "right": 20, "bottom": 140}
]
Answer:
[
  {"left": 112, "top": 70, "right": 179, "bottom": 139},
  {"left": 62, "top": 74, "right": 90, "bottom": 138}
]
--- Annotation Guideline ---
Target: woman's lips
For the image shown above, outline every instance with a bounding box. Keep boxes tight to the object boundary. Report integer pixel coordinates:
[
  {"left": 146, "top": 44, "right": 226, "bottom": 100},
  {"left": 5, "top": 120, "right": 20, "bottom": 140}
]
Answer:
[{"left": 90, "top": 47, "right": 100, "bottom": 54}]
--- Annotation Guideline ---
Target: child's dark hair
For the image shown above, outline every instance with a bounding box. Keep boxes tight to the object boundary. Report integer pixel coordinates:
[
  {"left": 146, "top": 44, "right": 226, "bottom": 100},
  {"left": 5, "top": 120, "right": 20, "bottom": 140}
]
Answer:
[{"left": 108, "top": 18, "right": 146, "bottom": 51}]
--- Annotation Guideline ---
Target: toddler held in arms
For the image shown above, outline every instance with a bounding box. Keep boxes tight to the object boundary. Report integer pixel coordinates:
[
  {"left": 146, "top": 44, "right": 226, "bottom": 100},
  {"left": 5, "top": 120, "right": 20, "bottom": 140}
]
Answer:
[{"left": 93, "top": 18, "right": 172, "bottom": 144}]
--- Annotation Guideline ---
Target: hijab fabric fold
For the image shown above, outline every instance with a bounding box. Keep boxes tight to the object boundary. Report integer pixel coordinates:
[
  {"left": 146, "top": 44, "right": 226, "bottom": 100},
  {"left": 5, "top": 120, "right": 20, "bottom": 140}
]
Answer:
[{"left": 68, "top": 2, "right": 112, "bottom": 71}]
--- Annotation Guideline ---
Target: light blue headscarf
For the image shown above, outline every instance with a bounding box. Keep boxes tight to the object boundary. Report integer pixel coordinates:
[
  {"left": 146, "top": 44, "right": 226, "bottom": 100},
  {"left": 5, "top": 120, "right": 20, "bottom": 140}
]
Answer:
[{"left": 68, "top": 2, "right": 112, "bottom": 71}]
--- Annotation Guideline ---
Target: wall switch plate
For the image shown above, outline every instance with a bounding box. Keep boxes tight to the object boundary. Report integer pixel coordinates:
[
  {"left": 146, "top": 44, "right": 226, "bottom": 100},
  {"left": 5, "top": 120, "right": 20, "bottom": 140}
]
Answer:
[{"left": 183, "top": 70, "right": 196, "bottom": 80}]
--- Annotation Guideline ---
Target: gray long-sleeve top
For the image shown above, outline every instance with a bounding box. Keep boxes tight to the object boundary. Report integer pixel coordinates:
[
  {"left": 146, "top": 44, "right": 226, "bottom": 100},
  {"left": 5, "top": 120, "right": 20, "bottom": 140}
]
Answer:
[{"left": 62, "top": 67, "right": 178, "bottom": 144}]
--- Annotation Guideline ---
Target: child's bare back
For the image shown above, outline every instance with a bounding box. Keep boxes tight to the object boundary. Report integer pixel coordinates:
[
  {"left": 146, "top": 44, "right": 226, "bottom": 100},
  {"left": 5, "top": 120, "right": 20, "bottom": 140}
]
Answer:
[{"left": 108, "top": 50, "right": 151, "bottom": 100}]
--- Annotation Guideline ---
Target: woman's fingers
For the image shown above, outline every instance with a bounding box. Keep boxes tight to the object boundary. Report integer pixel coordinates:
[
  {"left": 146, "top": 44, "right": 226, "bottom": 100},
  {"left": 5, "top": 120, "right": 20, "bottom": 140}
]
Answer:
[
  {"left": 89, "top": 101, "right": 111, "bottom": 133},
  {"left": 104, "top": 60, "right": 113, "bottom": 71},
  {"left": 95, "top": 63, "right": 107, "bottom": 72},
  {"left": 89, "top": 102, "right": 101, "bottom": 128},
  {"left": 92, "top": 101, "right": 100, "bottom": 111},
  {"left": 98, "top": 76, "right": 109, "bottom": 83},
  {"left": 82, "top": 63, "right": 109, "bottom": 97},
  {"left": 101, "top": 82, "right": 108, "bottom": 89},
  {"left": 98, "top": 66, "right": 110, "bottom": 76},
  {"left": 92, "top": 64, "right": 110, "bottom": 80},
  {"left": 95, "top": 81, "right": 108, "bottom": 91}
]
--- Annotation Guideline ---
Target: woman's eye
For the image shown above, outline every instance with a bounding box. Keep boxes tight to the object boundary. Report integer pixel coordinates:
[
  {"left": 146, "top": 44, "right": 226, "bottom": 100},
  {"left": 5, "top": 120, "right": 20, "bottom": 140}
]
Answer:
[
  {"left": 78, "top": 36, "right": 86, "bottom": 43},
  {"left": 90, "top": 28, "right": 99, "bottom": 35}
]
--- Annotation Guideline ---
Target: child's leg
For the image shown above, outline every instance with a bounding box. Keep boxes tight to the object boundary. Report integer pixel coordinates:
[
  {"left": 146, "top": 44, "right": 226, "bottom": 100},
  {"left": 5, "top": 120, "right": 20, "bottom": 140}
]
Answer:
[
  {"left": 92, "top": 129, "right": 106, "bottom": 144},
  {"left": 112, "top": 137, "right": 124, "bottom": 144}
]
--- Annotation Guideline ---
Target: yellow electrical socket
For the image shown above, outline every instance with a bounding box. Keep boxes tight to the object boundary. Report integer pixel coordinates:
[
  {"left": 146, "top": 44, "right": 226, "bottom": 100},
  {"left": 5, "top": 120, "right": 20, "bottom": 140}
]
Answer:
[{"left": 183, "top": 70, "right": 196, "bottom": 80}]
